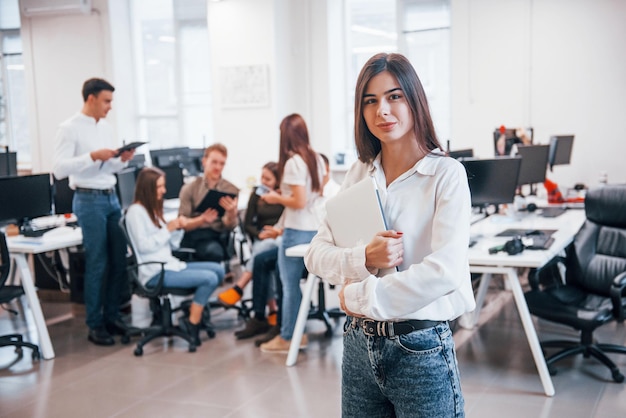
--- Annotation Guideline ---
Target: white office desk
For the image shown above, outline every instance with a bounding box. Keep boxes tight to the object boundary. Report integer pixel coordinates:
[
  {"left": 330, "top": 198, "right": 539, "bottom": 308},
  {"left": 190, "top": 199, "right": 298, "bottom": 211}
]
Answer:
[
  {"left": 284, "top": 209, "right": 587, "bottom": 395},
  {"left": 6, "top": 227, "right": 83, "bottom": 360},
  {"left": 464, "top": 209, "right": 586, "bottom": 396}
]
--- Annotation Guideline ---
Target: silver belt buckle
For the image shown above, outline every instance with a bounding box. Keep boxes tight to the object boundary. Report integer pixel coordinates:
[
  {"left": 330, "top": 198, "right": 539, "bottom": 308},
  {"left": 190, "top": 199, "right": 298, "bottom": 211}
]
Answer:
[{"left": 361, "top": 319, "right": 377, "bottom": 336}]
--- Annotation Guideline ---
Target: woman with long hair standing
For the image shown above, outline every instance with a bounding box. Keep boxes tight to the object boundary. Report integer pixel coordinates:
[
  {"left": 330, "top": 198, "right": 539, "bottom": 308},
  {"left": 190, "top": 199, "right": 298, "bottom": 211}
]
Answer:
[
  {"left": 305, "top": 53, "right": 475, "bottom": 417},
  {"left": 125, "top": 167, "right": 224, "bottom": 347},
  {"left": 259, "top": 114, "right": 325, "bottom": 353}
]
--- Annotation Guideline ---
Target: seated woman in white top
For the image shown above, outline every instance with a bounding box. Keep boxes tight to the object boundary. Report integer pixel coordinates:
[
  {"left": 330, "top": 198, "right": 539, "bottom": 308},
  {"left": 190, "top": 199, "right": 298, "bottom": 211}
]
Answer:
[{"left": 125, "top": 167, "right": 224, "bottom": 346}]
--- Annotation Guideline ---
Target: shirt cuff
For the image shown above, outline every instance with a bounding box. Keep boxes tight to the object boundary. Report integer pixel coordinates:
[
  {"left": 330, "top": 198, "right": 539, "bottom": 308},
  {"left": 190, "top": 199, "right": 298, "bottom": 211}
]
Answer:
[
  {"left": 353, "top": 244, "right": 376, "bottom": 279},
  {"left": 343, "top": 281, "right": 363, "bottom": 316}
]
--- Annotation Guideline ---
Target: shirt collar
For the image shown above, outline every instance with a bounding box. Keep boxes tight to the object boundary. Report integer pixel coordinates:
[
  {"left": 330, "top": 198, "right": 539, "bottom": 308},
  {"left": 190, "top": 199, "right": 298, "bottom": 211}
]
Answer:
[
  {"left": 369, "top": 148, "right": 446, "bottom": 179},
  {"left": 78, "top": 111, "right": 99, "bottom": 124}
]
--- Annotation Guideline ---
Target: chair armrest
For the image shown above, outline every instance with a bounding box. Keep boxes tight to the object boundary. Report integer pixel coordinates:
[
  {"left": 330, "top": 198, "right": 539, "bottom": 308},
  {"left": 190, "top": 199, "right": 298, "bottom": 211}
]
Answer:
[
  {"left": 610, "top": 270, "right": 626, "bottom": 322},
  {"left": 131, "top": 261, "right": 167, "bottom": 298},
  {"left": 530, "top": 255, "right": 566, "bottom": 290}
]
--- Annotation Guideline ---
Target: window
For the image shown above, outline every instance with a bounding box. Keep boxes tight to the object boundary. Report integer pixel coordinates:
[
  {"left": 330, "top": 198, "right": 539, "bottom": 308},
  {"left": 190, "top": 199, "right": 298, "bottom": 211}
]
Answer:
[
  {"left": 130, "top": 0, "right": 213, "bottom": 151},
  {"left": 1, "top": 0, "right": 30, "bottom": 165},
  {"left": 342, "top": 0, "right": 450, "bottom": 158},
  {"left": 402, "top": 0, "right": 451, "bottom": 144}
]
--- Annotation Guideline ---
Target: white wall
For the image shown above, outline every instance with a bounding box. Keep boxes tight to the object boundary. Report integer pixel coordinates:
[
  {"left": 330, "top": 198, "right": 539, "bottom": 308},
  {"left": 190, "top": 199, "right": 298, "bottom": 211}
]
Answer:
[
  {"left": 20, "top": 0, "right": 113, "bottom": 173},
  {"left": 206, "top": 0, "right": 278, "bottom": 189},
  {"left": 20, "top": 0, "right": 626, "bottom": 190},
  {"left": 206, "top": 0, "right": 341, "bottom": 191},
  {"left": 451, "top": 0, "right": 626, "bottom": 188}
]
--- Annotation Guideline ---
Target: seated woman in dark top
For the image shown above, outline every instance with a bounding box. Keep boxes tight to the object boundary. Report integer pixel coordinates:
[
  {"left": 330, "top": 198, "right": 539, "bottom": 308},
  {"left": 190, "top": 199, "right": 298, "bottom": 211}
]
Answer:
[{"left": 218, "top": 162, "right": 284, "bottom": 336}]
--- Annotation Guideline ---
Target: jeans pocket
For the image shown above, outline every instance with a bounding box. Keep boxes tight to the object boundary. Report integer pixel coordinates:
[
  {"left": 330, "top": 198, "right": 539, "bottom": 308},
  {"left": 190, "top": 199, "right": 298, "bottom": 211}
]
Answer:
[
  {"left": 395, "top": 328, "right": 443, "bottom": 355},
  {"left": 343, "top": 318, "right": 353, "bottom": 337}
]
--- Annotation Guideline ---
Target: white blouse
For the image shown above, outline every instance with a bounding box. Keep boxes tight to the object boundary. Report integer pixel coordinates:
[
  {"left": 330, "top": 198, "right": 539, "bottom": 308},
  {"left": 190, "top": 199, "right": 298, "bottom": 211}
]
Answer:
[
  {"left": 280, "top": 153, "right": 325, "bottom": 231},
  {"left": 125, "top": 203, "right": 186, "bottom": 285},
  {"left": 305, "top": 151, "right": 476, "bottom": 322}
]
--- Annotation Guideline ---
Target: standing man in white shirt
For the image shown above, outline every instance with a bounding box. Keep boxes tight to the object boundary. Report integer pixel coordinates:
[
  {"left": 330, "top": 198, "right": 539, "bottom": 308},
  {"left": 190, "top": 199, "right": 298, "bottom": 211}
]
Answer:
[{"left": 53, "top": 78, "right": 135, "bottom": 346}]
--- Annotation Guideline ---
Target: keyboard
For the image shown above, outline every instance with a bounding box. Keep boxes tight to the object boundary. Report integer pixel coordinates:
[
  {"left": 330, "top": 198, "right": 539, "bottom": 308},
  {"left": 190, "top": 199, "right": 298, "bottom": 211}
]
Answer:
[
  {"left": 43, "top": 225, "right": 78, "bottom": 238},
  {"left": 22, "top": 226, "right": 56, "bottom": 237}
]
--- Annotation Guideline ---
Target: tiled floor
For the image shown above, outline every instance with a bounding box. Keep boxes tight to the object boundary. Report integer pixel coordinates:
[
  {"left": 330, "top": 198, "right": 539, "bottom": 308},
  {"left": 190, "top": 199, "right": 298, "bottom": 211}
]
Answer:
[{"left": 1, "top": 278, "right": 626, "bottom": 418}]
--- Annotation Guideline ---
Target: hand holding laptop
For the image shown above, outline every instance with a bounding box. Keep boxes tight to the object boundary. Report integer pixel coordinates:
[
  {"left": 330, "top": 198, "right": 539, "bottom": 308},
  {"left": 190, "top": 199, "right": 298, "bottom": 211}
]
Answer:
[
  {"left": 364, "top": 230, "right": 404, "bottom": 271},
  {"left": 324, "top": 176, "right": 400, "bottom": 275}
]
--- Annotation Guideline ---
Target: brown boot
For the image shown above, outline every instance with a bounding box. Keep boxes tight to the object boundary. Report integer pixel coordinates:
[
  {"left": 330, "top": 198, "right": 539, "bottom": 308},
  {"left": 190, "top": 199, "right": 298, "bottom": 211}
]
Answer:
[{"left": 234, "top": 317, "right": 270, "bottom": 340}]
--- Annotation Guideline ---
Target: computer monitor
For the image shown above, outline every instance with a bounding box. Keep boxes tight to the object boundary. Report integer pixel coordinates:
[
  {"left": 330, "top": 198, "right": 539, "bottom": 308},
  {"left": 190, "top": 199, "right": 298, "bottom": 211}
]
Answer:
[
  {"left": 448, "top": 149, "right": 474, "bottom": 160},
  {"left": 161, "top": 165, "right": 185, "bottom": 200},
  {"left": 127, "top": 154, "right": 146, "bottom": 170},
  {"left": 115, "top": 167, "right": 138, "bottom": 210},
  {"left": 0, "top": 151, "right": 17, "bottom": 177},
  {"left": 493, "top": 127, "right": 534, "bottom": 156},
  {"left": 53, "top": 176, "right": 75, "bottom": 215},
  {"left": 0, "top": 173, "right": 52, "bottom": 225},
  {"left": 548, "top": 135, "right": 574, "bottom": 170},
  {"left": 150, "top": 147, "right": 190, "bottom": 170},
  {"left": 460, "top": 157, "right": 522, "bottom": 211},
  {"left": 515, "top": 144, "right": 550, "bottom": 187},
  {"left": 185, "top": 148, "right": 205, "bottom": 175}
]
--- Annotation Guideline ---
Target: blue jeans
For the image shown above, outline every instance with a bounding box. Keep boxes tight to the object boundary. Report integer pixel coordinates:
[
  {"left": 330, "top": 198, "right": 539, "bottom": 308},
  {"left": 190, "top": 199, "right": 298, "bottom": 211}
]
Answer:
[
  {"left": 342, "top": 320, "right": 465, "bottom": 418},
  {"left": 251, "top": 246, "right": 279, "bottom": 320},
  {"left": 277, "top": 228, "right": 317, "bottom": 340},
  {"left": 73, "top": 191, "right": 127, "bottom": 329},
  {"left": 146, "top": 262, "right": 224, "bottom": 306}
]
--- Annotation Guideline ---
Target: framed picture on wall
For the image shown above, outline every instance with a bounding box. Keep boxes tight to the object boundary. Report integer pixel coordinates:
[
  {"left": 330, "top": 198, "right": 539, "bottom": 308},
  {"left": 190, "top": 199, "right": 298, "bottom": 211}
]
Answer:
[{"left": 219, "top": 65, "right": 270, "bottom": 108}]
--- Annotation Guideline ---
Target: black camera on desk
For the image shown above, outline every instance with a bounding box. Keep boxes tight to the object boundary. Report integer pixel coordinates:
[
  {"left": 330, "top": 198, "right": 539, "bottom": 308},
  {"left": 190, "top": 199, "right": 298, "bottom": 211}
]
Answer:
[{"left": 489, "top": 236, "right": 525, "bottom": 255}]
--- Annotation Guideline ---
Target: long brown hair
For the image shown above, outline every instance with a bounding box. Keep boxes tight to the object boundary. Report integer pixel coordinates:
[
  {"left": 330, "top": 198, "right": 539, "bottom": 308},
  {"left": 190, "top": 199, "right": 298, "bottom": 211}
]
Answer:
[
  {"left": 134, "top": 167, "right": 165, "bottom": 228},
  {"left": 354, "top": 53, "right": 442, "bottom": 163},
  {"left": 277, "top": 114, "right": 321, "bottom": 192}
]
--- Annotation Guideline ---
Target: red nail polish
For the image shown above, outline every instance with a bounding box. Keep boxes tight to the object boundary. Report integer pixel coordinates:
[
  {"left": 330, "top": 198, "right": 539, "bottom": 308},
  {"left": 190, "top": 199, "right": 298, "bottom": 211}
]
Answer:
[{"left": 397, "top": 231, "right": 403, "bottom": 235}]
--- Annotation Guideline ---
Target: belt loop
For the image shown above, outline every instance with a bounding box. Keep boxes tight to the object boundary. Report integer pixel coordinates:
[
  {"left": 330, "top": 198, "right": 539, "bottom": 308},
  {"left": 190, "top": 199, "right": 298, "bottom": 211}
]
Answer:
[{"left": 388, "top": 322, "right": 395, "bottom": 338}]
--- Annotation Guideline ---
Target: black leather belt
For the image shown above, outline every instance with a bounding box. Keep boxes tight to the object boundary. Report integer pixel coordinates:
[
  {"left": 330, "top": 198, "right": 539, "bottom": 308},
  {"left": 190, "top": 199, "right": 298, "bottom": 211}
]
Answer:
[
  {"left": 352, "top": 317, "right": 442, "bottom": 337},
  {"left": 75, "top": 187, "right": 115, "bottom": 195}
]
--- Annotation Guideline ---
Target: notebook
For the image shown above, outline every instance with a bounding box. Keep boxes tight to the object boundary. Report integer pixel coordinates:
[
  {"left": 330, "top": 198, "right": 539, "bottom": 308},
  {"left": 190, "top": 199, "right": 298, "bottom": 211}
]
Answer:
[{"left": 325, "top": 176, "right": 395, "bottom": 275}]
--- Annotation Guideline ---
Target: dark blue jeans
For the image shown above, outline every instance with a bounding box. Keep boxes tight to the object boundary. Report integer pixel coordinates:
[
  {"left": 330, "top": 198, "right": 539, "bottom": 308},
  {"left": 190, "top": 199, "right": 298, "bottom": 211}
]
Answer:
[
  {"left": 73, "top": 191, "right": 127, "bottom": 329},
  {"left": 251, "top": 246, "right": 280, "bottom": 324}
]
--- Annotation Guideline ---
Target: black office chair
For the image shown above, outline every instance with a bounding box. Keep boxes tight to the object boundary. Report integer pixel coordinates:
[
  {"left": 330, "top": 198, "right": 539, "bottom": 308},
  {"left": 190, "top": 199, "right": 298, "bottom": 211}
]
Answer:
[
  {"left": 119, "top": 218, "right": 215, "bottom": 356},
  {"left": 524, "top": 185, "right": 626, "bottom": 382},
  {"left": 0, "top": 232, "right": 41, "bottom": 361}
]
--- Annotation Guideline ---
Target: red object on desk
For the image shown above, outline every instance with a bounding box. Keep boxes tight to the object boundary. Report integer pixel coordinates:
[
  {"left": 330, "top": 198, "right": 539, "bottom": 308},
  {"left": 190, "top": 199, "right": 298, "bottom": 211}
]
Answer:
[
  {"left": 544, "top": 179, "right": 564, "bottom": 204},
  {"left": 544, "top": 179, "right": 586, "bottom": 204}
]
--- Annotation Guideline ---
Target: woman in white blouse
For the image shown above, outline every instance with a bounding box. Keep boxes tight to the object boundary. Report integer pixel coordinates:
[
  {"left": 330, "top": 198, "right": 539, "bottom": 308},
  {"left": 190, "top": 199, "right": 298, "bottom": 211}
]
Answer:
[
  {"left": 258, "top": 114, "right": 325, "bottom": 353},
  {"left": 305, "top": 53, "right": 475, "bottom": 417},
  {"left": 125, "top": 167, "right": 224, "bottom": 346}
]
